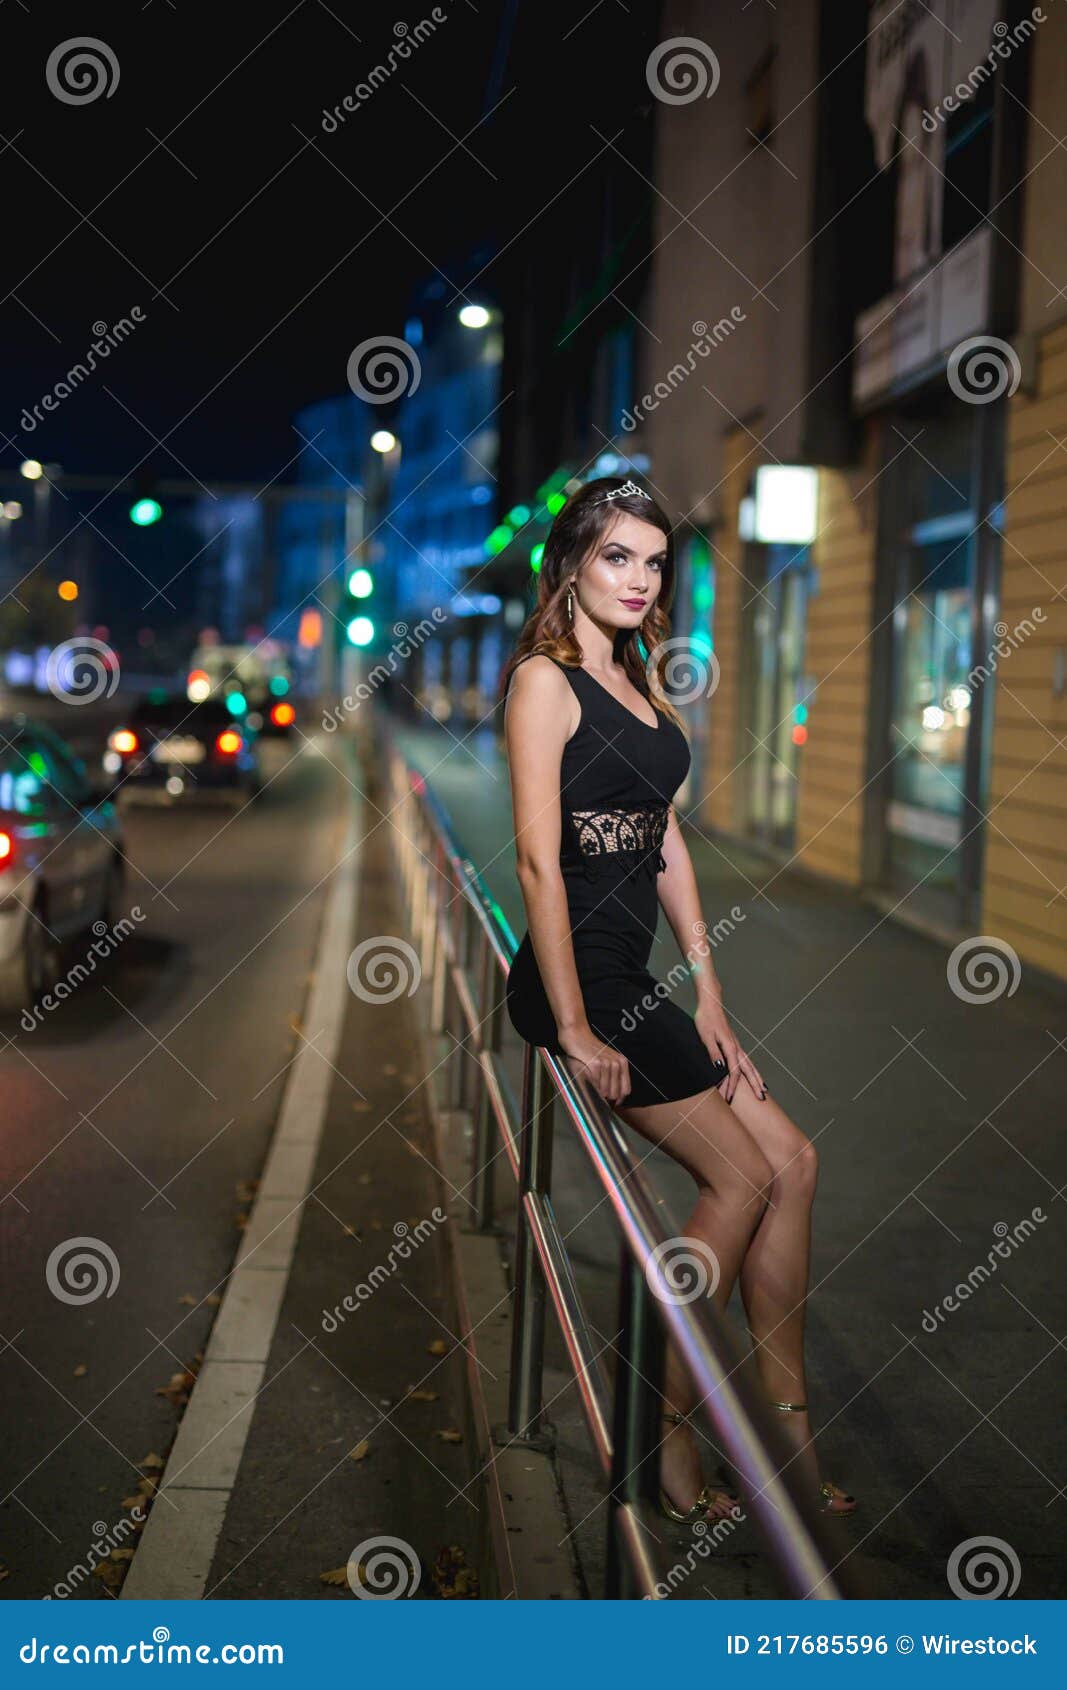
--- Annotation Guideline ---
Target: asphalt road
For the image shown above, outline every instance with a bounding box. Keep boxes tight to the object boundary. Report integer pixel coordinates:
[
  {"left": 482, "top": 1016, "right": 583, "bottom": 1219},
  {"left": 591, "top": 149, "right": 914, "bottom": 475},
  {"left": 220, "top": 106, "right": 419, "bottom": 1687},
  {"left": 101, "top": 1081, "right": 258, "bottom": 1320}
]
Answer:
[{"left": 0, "top": 707, "right": 351, "bottom": 1599}]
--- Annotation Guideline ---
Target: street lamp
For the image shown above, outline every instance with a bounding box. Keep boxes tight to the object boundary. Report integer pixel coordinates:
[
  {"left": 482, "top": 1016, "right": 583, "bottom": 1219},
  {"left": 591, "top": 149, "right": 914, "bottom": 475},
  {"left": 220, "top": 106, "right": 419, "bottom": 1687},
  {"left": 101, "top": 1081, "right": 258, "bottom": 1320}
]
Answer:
[
  {"left": 370, "top": 430, "right": 397, "bottom": 454},
  {"left": 19, "top": 459, "right": 44, "bottom": 481},
  {"left": 458, "top": 304, "right": 491, "bottom": 329}
]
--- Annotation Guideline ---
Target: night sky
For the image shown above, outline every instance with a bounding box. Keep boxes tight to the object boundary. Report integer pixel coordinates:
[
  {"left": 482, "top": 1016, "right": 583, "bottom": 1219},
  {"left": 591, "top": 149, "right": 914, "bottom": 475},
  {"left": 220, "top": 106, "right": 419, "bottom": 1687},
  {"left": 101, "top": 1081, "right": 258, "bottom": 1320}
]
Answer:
[{"left": 2, "top": 1, "right": 657, "bottom": 485}]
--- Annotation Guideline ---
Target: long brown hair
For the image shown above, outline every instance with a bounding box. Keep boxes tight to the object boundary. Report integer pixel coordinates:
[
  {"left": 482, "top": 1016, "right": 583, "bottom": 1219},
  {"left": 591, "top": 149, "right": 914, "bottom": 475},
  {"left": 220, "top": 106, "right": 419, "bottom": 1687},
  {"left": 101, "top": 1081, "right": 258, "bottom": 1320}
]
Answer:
[{"left": 499, "top": 477, "right": 684, "bottom": 728}]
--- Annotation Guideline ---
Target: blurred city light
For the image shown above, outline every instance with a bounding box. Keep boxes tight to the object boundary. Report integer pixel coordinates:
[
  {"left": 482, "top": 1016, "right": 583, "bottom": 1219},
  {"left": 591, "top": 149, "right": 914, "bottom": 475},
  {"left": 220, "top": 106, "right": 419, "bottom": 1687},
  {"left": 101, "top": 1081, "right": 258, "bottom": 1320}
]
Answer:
[
  {"left": 130, "top": 496, "right": 163, "bottom": 526},
  {"left": 20, "top": 459, "right": 43, "bottom": 480},
  {"left": 225, "top": 691, "right": 248, "bottom": 716},
  {"left": 458, "top": 304, "right": 491, "bottom": 329},
  {"left": 752, "top": 466, "right": 817, "bottom": 545},
  {"left": 346, "top": 615, "right": 374, "bottom": 646},
  {"left": 370, "top": 430, "right": 397, "bottom": 454},
  {"left": 57, "top": 580, "right": 78, "bottom": 601},
  {"left": 187, "top": 669, "right": 212, "bottom": 702},
  {"left": 347, "top": 567, "right": 374, "bottom": 598}
]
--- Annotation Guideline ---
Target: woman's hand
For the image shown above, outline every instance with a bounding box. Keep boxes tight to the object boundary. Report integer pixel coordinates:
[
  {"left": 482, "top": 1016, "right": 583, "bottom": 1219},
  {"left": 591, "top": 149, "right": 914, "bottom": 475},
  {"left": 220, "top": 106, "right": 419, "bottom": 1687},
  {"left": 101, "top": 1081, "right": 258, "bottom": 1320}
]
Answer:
[
  {"left": 694, "top": 1000, "right": 766, "bottom": 1103},
  {"left": 558, "top": 1025, "right": 632, "bottom": 1106}
]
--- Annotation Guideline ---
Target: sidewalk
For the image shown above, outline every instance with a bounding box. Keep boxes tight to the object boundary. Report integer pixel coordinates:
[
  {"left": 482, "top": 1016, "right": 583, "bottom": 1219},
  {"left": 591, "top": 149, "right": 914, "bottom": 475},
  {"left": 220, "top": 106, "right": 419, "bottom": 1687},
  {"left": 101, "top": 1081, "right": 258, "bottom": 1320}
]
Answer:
[{"left": 389, "top": 715, "right": 1067, "bottom": 1601}]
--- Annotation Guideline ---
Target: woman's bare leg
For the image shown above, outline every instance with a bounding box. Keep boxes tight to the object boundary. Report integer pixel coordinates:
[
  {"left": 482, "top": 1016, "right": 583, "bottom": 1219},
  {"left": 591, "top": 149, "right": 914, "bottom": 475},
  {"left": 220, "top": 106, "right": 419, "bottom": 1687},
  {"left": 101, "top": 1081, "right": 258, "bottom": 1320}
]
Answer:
[{"left": 615, "top": 1079, "right": 773, "bottom": 1515}]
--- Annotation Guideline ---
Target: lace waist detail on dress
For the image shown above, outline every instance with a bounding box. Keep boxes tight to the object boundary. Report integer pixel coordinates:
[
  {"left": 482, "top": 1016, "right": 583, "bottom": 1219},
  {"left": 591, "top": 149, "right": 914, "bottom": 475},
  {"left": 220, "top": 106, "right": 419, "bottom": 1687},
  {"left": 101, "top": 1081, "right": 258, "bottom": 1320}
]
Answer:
[{"left": 562, "top": 803, "right": 670, "bottom": 882}]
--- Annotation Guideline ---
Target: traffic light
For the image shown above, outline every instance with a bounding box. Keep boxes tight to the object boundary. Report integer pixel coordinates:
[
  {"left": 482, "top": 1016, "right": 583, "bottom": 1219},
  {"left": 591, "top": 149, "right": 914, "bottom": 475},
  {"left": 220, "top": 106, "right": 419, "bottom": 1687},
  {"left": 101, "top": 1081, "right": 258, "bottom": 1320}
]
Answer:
[
  {"left": 130, "top": 497, "right": 162, "bottom": 526},
  {"left": 346, "top": 567, "right": 373, "bottom": 599}
]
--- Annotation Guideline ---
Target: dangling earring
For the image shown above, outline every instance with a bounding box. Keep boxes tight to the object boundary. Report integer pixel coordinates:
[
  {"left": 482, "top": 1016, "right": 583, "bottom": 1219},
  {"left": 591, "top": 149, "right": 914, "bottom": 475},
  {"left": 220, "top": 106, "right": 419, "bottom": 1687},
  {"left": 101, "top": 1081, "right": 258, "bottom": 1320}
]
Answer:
[{"left": 567, "top": 586, "right": 574, "bottom": 620}]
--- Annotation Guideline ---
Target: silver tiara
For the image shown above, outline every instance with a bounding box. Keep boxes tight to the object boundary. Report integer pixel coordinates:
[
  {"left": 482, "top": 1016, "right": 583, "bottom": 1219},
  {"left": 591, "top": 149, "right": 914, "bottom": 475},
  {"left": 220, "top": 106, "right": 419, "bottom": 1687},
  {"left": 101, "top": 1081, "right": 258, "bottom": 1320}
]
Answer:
[{"left": 592, "top": 478, "right": 650, "bottom": 505}]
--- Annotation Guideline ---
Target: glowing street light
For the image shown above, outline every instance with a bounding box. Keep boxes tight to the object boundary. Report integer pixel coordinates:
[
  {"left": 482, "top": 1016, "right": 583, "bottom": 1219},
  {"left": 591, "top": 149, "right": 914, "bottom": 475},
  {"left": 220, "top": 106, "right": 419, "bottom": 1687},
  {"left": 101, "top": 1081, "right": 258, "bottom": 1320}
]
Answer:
[
  {"left": 458, "top": 303, "right": 491, "bottom": 329},
  {"left": 370, "top": 430, "right": 397, "bottom": 454},
  {"left": 20, "top": 459, "right": 43, "bottom": 480},
  {"left": 57, "top": 580, "right": 79, "bottom": 602}
]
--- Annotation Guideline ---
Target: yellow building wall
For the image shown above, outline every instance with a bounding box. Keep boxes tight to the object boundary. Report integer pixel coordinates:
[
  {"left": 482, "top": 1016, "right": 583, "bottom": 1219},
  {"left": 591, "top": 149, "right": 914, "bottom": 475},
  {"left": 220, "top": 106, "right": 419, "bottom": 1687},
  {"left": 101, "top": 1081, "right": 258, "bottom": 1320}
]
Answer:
[
  {"left": 982, "top": 320, "right": 1067, "bottom": 981},
  {"left": 700, "top": 428, "right": 749, "bottom": 834},
  {"left": 794, "top": 439, "right": 880, "bottom": 885}
]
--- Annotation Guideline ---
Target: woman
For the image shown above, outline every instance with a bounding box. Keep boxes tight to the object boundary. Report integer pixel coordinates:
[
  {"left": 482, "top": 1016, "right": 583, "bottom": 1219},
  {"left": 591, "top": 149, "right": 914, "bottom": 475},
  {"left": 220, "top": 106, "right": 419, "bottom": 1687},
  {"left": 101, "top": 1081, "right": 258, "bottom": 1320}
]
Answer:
[{"left": 501, "top": 477, "right": 854, "bottom": 1524}]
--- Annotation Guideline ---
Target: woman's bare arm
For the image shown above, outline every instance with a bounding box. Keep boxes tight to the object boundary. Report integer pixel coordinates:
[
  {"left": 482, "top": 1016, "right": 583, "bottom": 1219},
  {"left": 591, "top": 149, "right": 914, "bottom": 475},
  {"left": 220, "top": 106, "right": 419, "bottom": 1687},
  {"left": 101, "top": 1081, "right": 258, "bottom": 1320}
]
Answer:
[
  {"left": 504, "top": 657, "right": 631, "bottom": 1103},
  {"left": 657, "top": 807, "right": 765, "bottom": 1101}
]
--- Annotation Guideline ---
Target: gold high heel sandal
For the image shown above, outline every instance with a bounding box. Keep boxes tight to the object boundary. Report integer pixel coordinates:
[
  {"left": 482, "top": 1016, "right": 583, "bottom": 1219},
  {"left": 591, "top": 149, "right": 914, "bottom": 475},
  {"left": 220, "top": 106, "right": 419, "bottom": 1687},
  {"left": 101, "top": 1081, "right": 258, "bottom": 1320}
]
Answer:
[
  {"left": 658, "top": 1411, "right": 739, "bottom": 1526},
  {"left": 770, "top": 1400, "right": 856, "bottom": 1515}
]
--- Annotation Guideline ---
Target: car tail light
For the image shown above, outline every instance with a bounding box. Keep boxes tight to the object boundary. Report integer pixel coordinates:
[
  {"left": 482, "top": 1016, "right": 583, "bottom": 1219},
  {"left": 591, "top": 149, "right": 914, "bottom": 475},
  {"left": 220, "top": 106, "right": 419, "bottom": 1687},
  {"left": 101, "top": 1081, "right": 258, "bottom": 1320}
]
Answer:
[
  {"left": 0, "top": 829, "right": 13, "bottom": 868},
  {"left": 215, "top": 729, "right": 242, "bottom": 756},
  {"left": 109, "top": 728, "right": 139, "bottom": 755},
  {"left": 270, "top": 702, "right": 295, "bottom": 727}
]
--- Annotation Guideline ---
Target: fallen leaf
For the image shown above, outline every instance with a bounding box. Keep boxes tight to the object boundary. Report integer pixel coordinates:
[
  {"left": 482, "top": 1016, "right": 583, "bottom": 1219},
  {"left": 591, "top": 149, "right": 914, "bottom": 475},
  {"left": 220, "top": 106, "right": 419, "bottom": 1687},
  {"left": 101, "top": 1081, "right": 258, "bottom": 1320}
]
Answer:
[
  {"left": 405, "top": 1388, "right": 438, "bottom": 1403},
  {"left": 139, "top": 1453, "right": 165, "bottom": 1470},
  {"left": 431, "top": 1544, "right": 479, "bottom": 1600},
  {"left": 73, "top": 1364, "right": 87, "bottom": 1378},
  {"left": 155, "top": 1369, "right": 196, "bottom": 1407},
  {"left": 348, "top": 1440, "right": 371, "bottom": 1463},
  {"left": 435, "top": 1428, "right": 463, "bottom": 1444},
  {"left": 319, "top": 1566, "right": 349, "bottom": 1586},
  {"left": 234, "top": 1213, "right": 248, "bottom": 1230},
  {"left": 235, "top": 1178, "right": 259, "bottom": 1204},
  {"left": 205, "top": 1293, "right": 222, "bottom": 1306},
  {"left": 120, "top": 1495, "right": 143, "bottom": 1511},
  {"left": 177, "top": 1292, "right": 198, "bottom": 1306},
  {"left": 427, "top": 1339, "right": 448, "bottom": 1357}
]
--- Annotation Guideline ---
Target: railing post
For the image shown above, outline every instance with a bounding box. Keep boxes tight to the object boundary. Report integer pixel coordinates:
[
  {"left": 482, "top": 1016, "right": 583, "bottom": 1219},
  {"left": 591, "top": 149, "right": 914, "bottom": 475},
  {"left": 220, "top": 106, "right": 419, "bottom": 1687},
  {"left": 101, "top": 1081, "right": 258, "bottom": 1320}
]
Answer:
[
  {"left": 605, "top": 1242, "right": 665, "bottom": 1600},
  {"left": 429, "top": 839, "right": 448, "bottom": 1035},
  {"left": 471, "top": 929, "right": 500, "bottom": 1231},
  {"left": 507, "top": 1045, "right": 554, "bottom": 1442}
]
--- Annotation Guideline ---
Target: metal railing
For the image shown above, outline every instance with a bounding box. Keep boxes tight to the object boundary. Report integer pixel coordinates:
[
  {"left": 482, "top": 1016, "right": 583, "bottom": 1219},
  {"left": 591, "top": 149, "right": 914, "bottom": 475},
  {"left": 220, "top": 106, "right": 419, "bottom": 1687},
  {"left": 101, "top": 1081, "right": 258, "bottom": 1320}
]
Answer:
[{"left": 385, "top": 734, "right": 854, "bottom": 1601}]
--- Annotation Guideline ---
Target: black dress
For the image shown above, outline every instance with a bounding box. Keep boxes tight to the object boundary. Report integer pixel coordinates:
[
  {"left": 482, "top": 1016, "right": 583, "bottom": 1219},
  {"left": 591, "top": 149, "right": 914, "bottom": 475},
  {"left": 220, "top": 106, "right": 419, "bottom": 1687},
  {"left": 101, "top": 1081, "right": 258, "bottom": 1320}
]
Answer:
[{"left": 505, "top": 654, "right": 730, "bottom": 1108}]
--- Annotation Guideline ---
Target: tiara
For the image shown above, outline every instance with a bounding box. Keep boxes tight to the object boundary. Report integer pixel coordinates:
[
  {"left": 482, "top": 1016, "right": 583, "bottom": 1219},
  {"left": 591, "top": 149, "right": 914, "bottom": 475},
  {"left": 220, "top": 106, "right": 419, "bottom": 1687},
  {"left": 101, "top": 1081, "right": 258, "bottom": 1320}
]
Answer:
[{"left": 592, "top": 478, "right": 650, "bottom": 505}]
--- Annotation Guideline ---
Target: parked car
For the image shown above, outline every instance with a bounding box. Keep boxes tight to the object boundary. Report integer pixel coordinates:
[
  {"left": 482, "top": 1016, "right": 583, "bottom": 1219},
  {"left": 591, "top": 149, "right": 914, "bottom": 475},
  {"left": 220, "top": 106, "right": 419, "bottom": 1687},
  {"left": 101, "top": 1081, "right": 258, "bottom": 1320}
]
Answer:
[
  {"left": 0, "top": 717, "right": 125, "bottom": 1011},
  {"left": 105, "top": 694, "right": 262, "bottom": 805}
]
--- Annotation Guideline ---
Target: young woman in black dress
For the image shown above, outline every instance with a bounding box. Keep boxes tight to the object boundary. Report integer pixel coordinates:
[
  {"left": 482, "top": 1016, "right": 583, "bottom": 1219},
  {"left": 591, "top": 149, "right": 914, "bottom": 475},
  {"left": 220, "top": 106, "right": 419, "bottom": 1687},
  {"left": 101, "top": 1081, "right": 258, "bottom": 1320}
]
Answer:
[{"left": 501, "top": 478, "right": 854, "bottom": 1524}]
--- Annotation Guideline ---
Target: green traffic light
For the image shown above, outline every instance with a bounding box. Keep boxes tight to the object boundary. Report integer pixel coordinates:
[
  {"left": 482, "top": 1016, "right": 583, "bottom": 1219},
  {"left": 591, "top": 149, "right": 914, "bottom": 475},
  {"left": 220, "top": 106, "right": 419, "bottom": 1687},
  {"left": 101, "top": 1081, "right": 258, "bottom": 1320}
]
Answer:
[
  {"left": 225, "top": 691, "right": 247, "bottom": 716},
  {"left": 347, "top": 567, "right": 374, "bottom": 599},
  {"left": 130, "top": 497, "right": 163, "bottom": 526},
  {"left": 347, "top": 616, "right": 374, "bottom": 647},
  {"left": 269, "top": 675, "right": 289, "bottom": 697}
]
